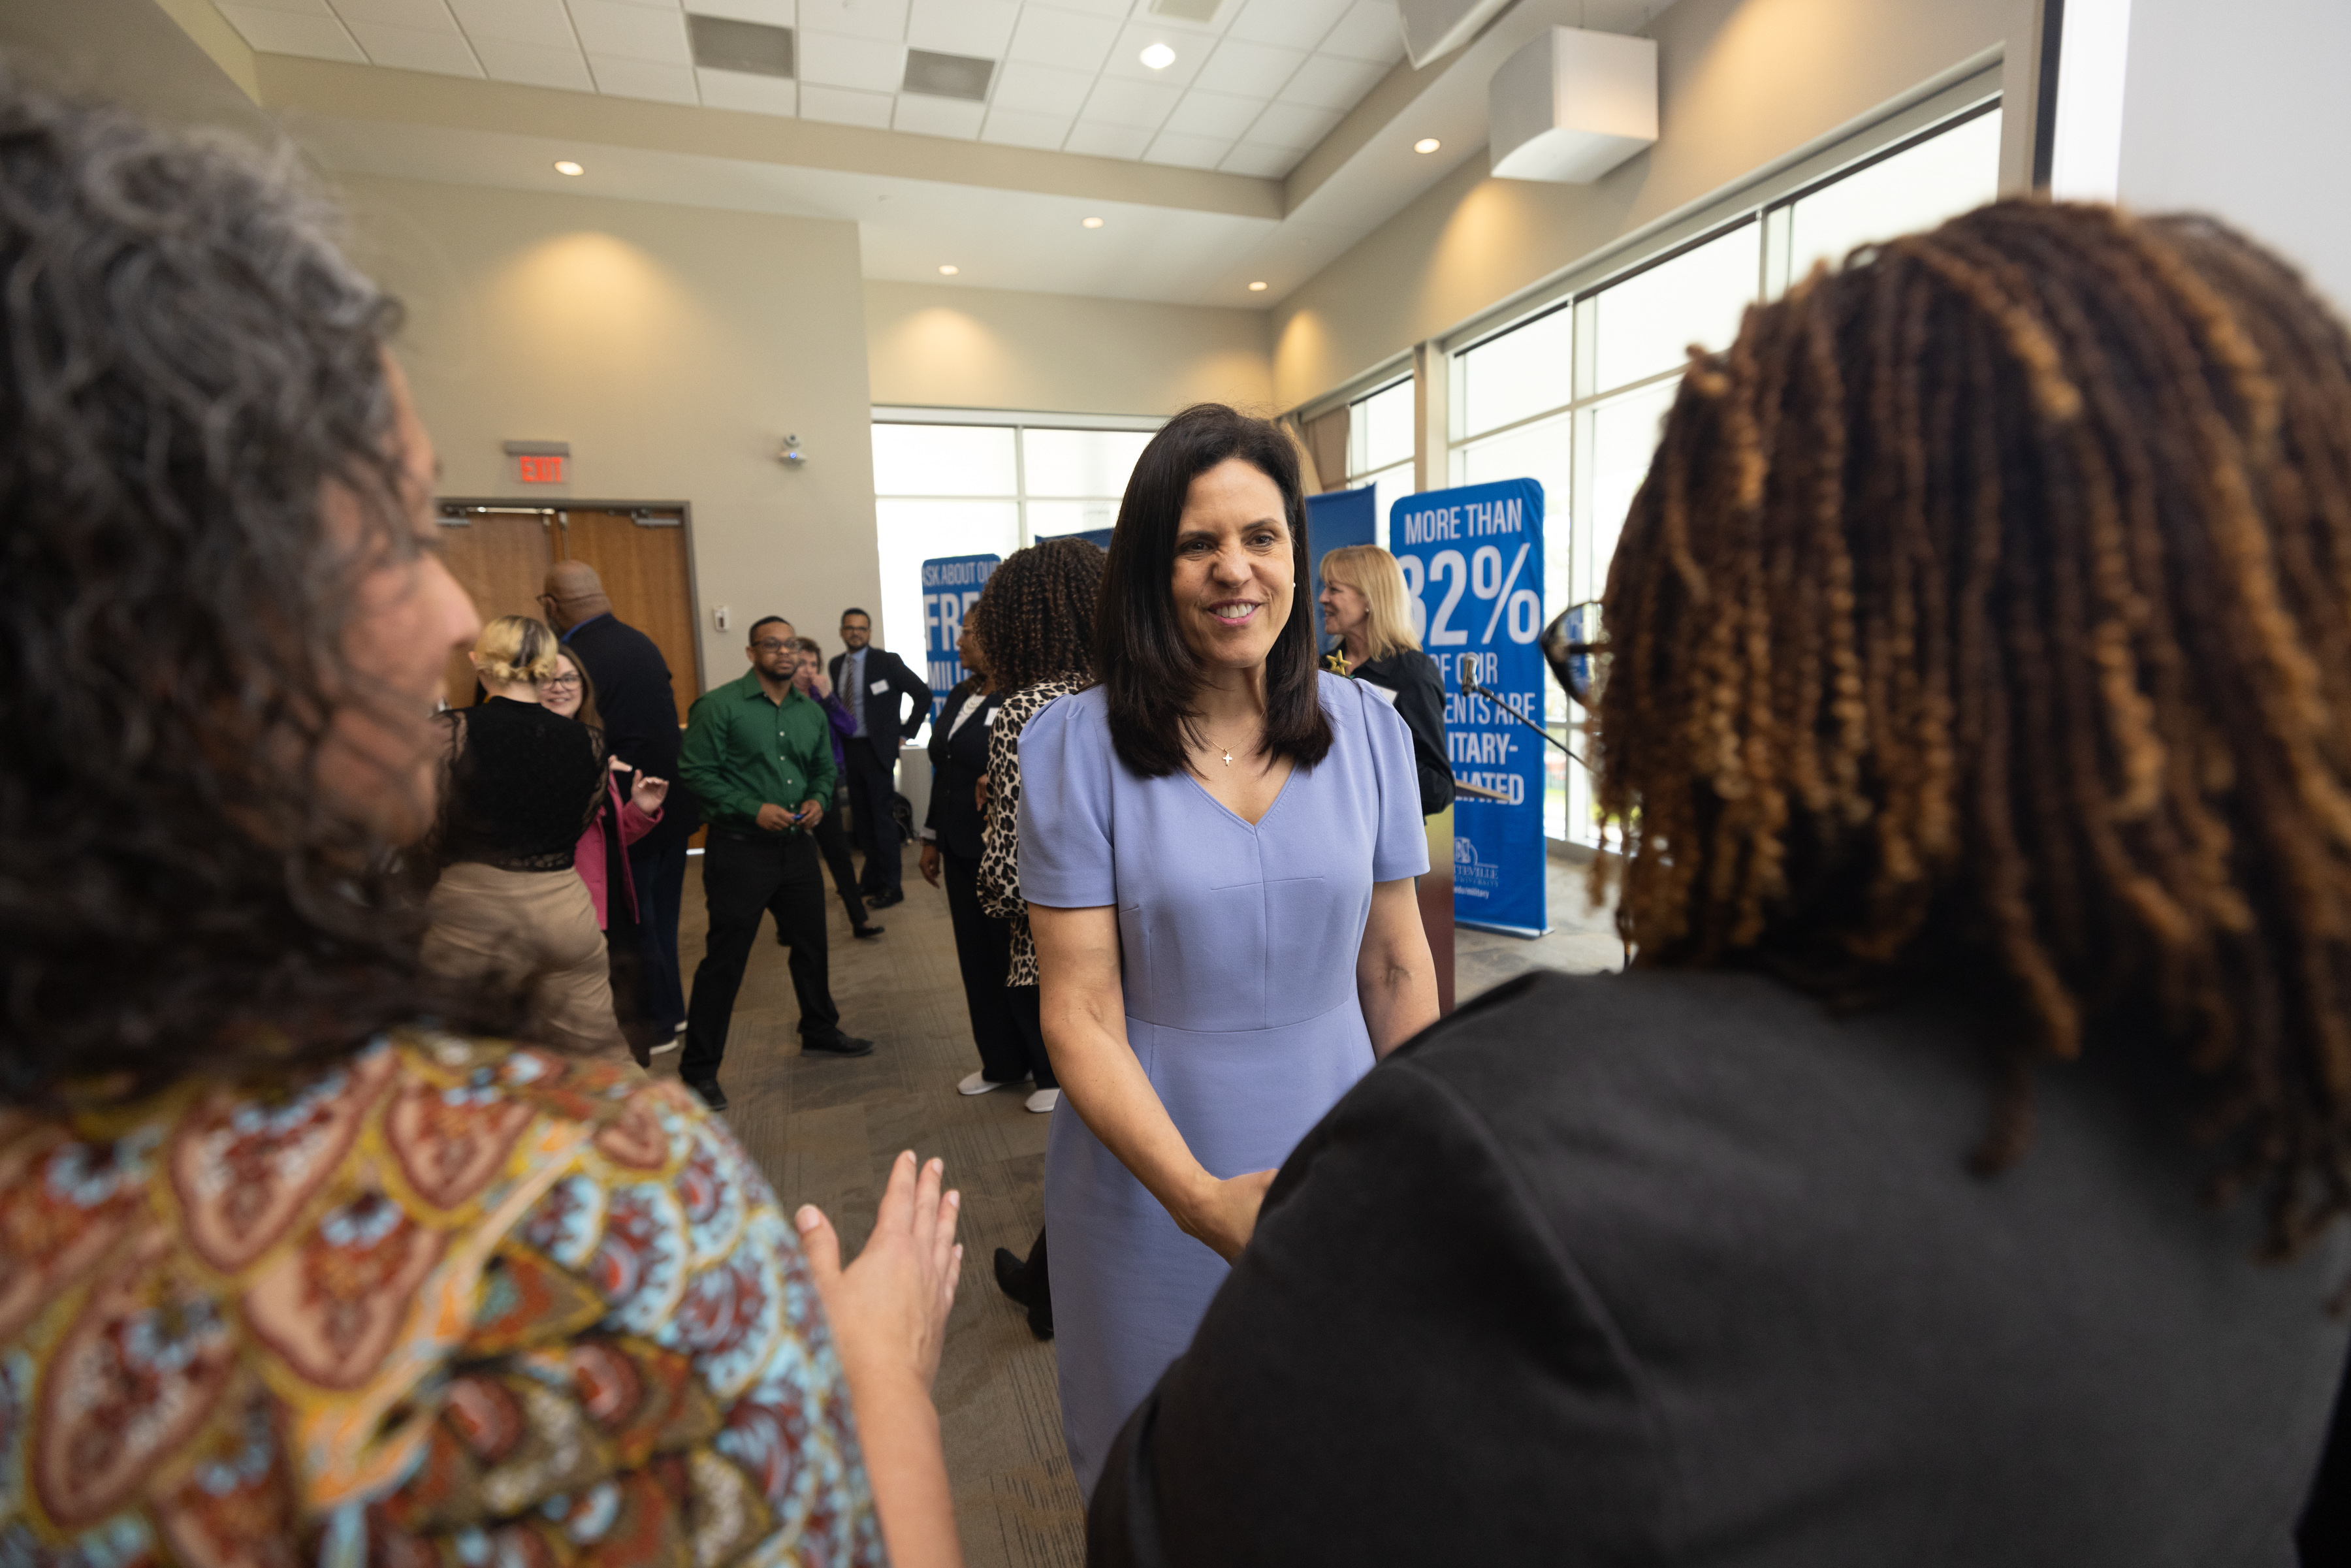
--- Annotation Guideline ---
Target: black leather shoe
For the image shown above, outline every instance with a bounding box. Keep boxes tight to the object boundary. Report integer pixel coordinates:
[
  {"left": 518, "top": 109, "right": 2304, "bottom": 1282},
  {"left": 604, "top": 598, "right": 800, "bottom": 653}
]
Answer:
[
  {"left": 868, "top": 888, "right": 905, "bottom": 910},
  {"left": 686, "top": 1078, "right": 728, "bottom": 1112},
  {"left": 802, "top": 1034, "right": 875, "bottom": 1058},
  {"left": 993, "top": 1247, "right": 1029, "bottom": 1307},
  {"left": 852, "top": 923, "right": 885, "bottom": 939}
]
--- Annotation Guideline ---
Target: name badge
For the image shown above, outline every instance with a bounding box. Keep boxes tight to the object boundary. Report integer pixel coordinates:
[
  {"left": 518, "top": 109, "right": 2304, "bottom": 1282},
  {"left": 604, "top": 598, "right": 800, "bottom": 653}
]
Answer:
[
  {"left": 871, "top": 679, "right": 890, "bottom": 695},
  {"left": 1361, "top": 682, "right": 1401, "bottom": 709},
  {"left": 983, "top": 707, "right": 999, "bottom": 726}
]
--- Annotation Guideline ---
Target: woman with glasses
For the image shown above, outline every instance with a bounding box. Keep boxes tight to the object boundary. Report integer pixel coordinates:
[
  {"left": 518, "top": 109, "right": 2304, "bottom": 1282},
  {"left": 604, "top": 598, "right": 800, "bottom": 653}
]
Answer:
[
  {"left": 1089, "top": 204, "right": 2351, "bottom": 1564},
  {"left": 1318, "top": 543, "right": 1452, "bottom": 816},
  {"left": 0, "top": 82, "right": 965, "bottom": 1568},
  {"left": 537, "top": 647, "right": 672, "bottom": 1061}
]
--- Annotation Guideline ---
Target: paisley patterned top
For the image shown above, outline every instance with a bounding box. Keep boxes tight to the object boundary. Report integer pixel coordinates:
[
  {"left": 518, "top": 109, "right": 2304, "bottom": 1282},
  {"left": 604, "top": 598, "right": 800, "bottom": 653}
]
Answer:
[{"left": 0, "top": 1034, "right": 884, "bottom": 1568}]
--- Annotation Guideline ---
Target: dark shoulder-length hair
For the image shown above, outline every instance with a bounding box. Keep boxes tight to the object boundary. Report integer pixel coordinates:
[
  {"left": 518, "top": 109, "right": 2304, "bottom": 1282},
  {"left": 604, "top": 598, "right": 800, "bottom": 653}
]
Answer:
[
  {"left": 0, "top": 80, "right": 488, "bottom": 1104},
  {"left": 1095, "top": 404, "right": 1332, "bottom": 778}
]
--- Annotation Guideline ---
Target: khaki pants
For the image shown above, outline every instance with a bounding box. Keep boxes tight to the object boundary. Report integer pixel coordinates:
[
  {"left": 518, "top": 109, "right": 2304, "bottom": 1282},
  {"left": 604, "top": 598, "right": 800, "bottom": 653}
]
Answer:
[{"left": 423, "top": 862, "right": 627, "bottom": 1056}]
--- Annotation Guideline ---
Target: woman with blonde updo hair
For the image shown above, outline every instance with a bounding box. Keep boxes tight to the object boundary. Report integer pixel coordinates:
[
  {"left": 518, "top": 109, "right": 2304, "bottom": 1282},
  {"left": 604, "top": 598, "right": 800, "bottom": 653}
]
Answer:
[{"left": 421, "top": 613, "right": 629, "bottom": 1053}]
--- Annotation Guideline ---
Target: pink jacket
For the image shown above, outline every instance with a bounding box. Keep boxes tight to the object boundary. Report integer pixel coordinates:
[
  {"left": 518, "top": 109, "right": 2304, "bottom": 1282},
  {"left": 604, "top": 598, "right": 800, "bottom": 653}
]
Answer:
[{"left": 577, "top": 775, "right": 660, "bottom": 929}]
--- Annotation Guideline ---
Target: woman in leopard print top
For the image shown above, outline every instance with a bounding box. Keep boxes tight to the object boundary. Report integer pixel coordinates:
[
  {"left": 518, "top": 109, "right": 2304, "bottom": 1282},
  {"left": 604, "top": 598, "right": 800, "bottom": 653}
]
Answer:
[{"left": 967, "top": 540, "right": 1108, "bottom": 1334}]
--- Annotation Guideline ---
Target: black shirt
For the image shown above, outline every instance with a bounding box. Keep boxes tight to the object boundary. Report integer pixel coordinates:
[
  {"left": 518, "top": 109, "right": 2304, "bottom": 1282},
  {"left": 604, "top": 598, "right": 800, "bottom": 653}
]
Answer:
[
  {"left": 1093, "top": 968, "right": 2351, "bottom": 1567},
  {"left": 1351, "top": 648, "right": 1452, "bottom": 816},
  {"left": 436, "top": 696, "right": 607, "bottom": 871}
]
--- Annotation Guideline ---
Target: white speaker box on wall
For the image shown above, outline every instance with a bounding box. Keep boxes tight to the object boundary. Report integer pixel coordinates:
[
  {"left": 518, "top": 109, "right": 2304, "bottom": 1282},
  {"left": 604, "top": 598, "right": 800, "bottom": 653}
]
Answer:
[
  {"left": 1395, "top": 0, "right": 1514, "bottom": 69},
  {"left": 1489, "top": 26, "right": 1658, "bottom": 184}
]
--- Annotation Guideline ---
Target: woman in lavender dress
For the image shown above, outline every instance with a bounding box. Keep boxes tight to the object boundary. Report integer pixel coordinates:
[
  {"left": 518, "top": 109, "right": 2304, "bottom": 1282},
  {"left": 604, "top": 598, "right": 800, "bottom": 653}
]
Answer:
[{"left": 1020, "top": 404, "right": 1441, "bottom": 1495}]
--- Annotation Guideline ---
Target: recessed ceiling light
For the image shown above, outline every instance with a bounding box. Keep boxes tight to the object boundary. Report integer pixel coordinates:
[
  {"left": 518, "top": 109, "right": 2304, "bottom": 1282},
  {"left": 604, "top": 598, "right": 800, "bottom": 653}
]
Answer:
[
  {"left": 1248, "top": 280, "right": 1268, "bottom": 291},
  {"left": 1082, "top": 216, "right": 1104, "bottom": 229},
  {"left": 1140, "top": 42, "right": 1176, "bottom": 70},
  {"left": 1413, "top": 138, "right": 1441, "bottom": 154},
  {"left": 554, "top": 160, "right": 584, "bottom": 176},
  {"left": 938, "top": 264, "right": 959, "bottom": 276}
]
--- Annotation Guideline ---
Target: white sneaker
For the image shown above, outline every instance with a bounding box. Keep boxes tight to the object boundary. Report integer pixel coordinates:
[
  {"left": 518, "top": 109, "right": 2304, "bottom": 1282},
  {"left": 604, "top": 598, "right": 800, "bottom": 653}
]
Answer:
[
  {"left": 1025, "top": 1087, "right": 1060, "bottom": 1114},
  {"left": 648, "top": 1026, "right": 683, "bottom": 1057},
  {"left": 959, "top": 1070, "right": 1027, "bottom": 1096}
]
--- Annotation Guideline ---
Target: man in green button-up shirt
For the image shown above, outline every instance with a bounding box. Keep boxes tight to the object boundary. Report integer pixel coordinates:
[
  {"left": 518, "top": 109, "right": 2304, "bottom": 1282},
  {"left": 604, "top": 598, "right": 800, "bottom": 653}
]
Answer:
[{"left": 675, "top": 616, "right": 872, "bottom": 1109}]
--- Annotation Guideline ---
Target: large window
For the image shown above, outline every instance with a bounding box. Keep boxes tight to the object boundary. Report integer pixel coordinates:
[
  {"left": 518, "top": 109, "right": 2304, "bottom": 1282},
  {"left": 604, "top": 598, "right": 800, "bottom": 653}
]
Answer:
[
  {"left": 1448, "top": 99, "right": 2002, "bottom": 844},
  {"left": 1345, "top": 376, "right": 1416, "bottom": 543},
  {"left": 871, "top": 413, "right": 1156, "bottom": 735}
]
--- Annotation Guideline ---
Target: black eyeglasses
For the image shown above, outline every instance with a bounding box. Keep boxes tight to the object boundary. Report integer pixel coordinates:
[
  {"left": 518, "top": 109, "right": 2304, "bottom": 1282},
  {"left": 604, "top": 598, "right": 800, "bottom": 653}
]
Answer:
[
  {"left": 1541, "top": 601, "right": 1609, "bottom": 709},
  {"left": 540, "top": 673, "right": 582, "bottom": 690},
  {"left": 751, "top": 639, "right": 795, "bottom": 654}
]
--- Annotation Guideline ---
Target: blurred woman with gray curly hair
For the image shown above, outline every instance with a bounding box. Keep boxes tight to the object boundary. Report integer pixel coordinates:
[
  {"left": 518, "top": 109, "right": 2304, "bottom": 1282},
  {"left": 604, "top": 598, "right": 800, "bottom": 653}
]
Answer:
[{"left": 0, "top": 78, "right": 966, "bottom": 1568}]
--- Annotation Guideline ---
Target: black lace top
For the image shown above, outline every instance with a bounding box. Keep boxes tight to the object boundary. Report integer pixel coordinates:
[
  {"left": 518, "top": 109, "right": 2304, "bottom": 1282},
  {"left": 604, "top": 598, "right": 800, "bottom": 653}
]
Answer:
[{"left": 436, "top": 697, "right": 608, "bottom": 872}]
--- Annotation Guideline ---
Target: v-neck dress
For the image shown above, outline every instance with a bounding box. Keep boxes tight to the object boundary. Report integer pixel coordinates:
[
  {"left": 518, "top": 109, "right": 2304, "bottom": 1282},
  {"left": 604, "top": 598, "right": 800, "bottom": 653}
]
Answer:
[{"left": 1016, "top": 671, "right": 1429, "bottom": 1495}]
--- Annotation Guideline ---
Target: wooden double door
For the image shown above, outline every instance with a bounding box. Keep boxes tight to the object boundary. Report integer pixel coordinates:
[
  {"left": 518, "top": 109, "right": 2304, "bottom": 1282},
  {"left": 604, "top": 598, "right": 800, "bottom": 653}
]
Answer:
[{"left": 436, "top": 504, "right": 701, "bottom": 719}]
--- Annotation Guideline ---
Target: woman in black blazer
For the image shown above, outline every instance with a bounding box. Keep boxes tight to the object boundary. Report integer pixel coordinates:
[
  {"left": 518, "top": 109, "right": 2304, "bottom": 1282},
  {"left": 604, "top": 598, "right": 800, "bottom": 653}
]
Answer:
[
  {"left": 1091, "top": 204, "right": 2351, "bottom": 1565},
  {"left": 918, "top": 612, "right": 1042, "bottom": 1097},
  {"left": 1318, "top": 545, "right": 1452, "bottom": 817}
]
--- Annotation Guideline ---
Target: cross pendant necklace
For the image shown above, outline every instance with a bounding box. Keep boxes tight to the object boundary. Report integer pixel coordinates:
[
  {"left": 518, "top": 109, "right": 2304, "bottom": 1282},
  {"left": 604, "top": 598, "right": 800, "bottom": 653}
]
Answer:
[{"left": 1219, "top": 748, "right": 1234, "bottom": 767}]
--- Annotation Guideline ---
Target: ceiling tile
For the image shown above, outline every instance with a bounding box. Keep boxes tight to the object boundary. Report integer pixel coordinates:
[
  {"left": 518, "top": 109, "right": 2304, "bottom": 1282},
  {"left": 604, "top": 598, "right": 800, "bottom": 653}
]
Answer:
[
  {"left": 1160, "top": 88, "right": 1260, "bottom": 138},
  {"left": 567, "top": 0, "right": 688, "bottom": 60},
  {"left": 686, "top": 0, "right": 793, "bottom": 24},
  {"left": 1078, "top": 74, "right": 1178, "bottom": 129},
  {"left": 905, "top": 0, "right": 1012, "bottom": 58},
  {"left": 798, "top": 82, "right": 895, "bottom": 125},
  {"left": 1100, "top": 22, "right": 1206, "bottom": 86},
  {"left": 991, "top": 59, "right": 1092, "bottom": 116},
  {"left": 797, "top": 0, "right": 904, "bottom": 40},
  {"left": 470, "top": 34, "right": 594, "bottom": 83},
  {"left": 1005, "top": 5, "right": 1115, "bottom": 71},
  {"left": 799, "top": 29, "right": 904, "bottom": 90},
  {"left": 1063, "top": 120, "right": 1153, "bottom": 159},
  {"left": 1225, "top": 0, "right": 1345, "bottom": 50},
  {"left": 1244, "top": 99, "right": 1339, "bottom": 150},
  {"left": 1218, "top": 140, "right": 1299, "bottom": 176},
  {"left": 449, "top": 0, "right": 573, "bottom": 46},
  {"left": 1032, "top": 0, "right": 1130, "bottom": 13},
  {"left": 586, "top": 52, "right": 700, "bottom": 97},
  {"left": 1144, "top": 131, "right": 1230, "bottom": 169},
  {"left": 219, "top": 6, "right": 368, "bottom": 57},
  {"left": 332, "top": 0, "right": 460, "bottom": 27},
  {"left": 1279, "top": 51, "right": 1383, "bottom": 110},
  {"left": 1320, "top": 0, "right": 1402, "bottom": 63},
  {"left": 979, "top": 106, "right": 1072, "bottom": 148},
  {"left": 696, "top": 65, "right": 797, "bottom": 111},
  {"left": 1193, "top": 36, "right": 1301, "bottom": 97},
  {"left": 349, "top": 19, "right": 486, "bottom": 69},
  {"left": 893, "top": 93, "right": 985, "bottom": 137},
  {"left": 228, "top": 0, "right": 336, "bottom": 14}
]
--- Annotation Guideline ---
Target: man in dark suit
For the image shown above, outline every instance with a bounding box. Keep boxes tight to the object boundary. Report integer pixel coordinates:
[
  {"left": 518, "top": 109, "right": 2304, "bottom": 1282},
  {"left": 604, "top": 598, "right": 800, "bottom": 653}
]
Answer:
[
  {"left": 826, "top": 607, "right": 930, "bottom": 908},
  {"left": 541, "top": 560, "right": 699, "bottom": 1049}
]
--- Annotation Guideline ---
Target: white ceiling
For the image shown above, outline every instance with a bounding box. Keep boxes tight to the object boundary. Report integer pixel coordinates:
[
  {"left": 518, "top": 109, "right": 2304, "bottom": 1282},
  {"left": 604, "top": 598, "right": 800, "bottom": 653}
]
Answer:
[{"left": 216, "top": 0, "right": 1410, "bottom": 180}]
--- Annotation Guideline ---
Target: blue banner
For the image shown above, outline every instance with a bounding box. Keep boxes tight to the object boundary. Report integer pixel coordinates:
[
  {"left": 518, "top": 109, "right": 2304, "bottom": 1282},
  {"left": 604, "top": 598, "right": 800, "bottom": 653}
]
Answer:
[
  {"left": 920, "top": 553, "right": 999, "bottom": 723},
  {"left": 1304, "top": 486, "right": 1377, "bottom": 658},
  {"left": 1390, "top": 479, "right": 1548, "bottom": 937}
]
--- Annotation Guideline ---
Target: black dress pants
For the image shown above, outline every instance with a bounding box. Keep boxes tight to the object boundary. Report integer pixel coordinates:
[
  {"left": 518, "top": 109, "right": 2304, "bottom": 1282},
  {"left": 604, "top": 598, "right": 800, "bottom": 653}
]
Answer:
[
  {"left": 682, "top": 829, "right": 842, "bottom": 1081},
  {"left": 1005, "top": 980, "right": 1058, "bottom": 1091},
  {"left": 810, "top": 799, "right": 869, "bottom": 929},
  {"left": 844, "top": 735, "right": 903, "bottom": 895},
  {"left": 944, "top": 850, "right": 1036, "bottom": 1085},
  {"left": 628, "top": 834, "right": 689, "bottom": 1032}
]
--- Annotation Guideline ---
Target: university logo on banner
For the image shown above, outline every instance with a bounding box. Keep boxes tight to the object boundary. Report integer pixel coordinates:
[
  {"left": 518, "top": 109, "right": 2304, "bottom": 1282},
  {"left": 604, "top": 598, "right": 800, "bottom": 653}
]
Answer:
[
  {"left": 1390, "top": 479, "right": 1548, "bottom": 937},
  {"left": 921, "top": 554, "right": 999, "bottom": 723}
]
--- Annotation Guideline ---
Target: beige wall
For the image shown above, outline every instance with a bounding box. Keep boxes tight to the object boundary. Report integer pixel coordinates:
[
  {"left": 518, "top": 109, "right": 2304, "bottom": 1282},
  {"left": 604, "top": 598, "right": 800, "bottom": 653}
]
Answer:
[
  {"left": 865, "top": 280, "right": 1273, "bottom": 418},
  {"left": 338, "top": 174, "right": 880, "bottom": 692},
  {"left": 0, "top": 0, "right": 262, "bottom": 131},
  {"left": 1271, "top": 0, "right": 2038, "bottom": 409}
]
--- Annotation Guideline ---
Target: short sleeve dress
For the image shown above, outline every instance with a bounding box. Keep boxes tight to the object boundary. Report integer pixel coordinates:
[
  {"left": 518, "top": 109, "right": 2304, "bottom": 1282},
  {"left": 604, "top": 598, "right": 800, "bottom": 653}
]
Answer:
[{"left": 1016, "top": 670, "right": 1429, "bottom": 1496}]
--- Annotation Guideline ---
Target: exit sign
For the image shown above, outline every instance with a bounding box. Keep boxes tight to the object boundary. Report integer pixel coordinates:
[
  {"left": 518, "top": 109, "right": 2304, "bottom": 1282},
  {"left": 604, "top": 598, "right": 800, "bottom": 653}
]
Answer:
[{"left": 519, "top": 454, "right": 565, "bottom": 483}]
